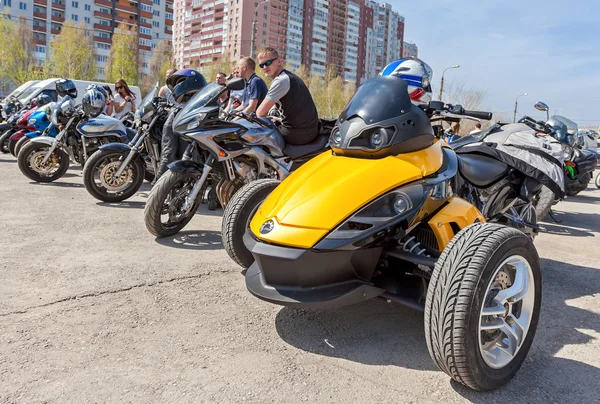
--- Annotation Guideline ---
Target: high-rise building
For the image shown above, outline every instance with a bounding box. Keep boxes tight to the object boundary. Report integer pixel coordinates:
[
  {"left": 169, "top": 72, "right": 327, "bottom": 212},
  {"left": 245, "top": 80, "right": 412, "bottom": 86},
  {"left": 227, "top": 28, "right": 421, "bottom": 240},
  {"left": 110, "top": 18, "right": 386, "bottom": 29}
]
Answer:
[
  {"left": 402, "top": 41, "right": 418, "bottom": 58},
  {"left": 173, "top": 0, "right": 409, "bottom": 86},
  {"left": 3, "top": 0, "right": 174, "bottom": 80}
]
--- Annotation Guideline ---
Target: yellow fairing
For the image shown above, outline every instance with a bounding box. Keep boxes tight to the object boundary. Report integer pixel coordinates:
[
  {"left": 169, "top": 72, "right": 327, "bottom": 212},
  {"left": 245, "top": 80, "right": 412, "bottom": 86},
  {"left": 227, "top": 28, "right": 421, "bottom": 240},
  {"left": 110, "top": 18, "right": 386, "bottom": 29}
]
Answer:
[
  {"left": 250, "top": 142, "right": 445, "bottom": 248},
  {"left": 428, "top": 196, "right": 485, "bottom": 250}
]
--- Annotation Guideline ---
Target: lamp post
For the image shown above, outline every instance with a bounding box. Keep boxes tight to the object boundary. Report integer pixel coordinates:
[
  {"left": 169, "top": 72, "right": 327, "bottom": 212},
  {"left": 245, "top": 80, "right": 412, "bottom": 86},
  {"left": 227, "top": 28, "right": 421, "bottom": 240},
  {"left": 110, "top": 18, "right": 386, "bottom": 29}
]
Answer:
[
  {"left": 438, "top": 65, "right": 459, "bottom": 101},
  {"left": 250, "top": 0, "right": 270, "bottom": 59},
  {"left": 513, "top": 93, "right": 528, "bottom": 123}
]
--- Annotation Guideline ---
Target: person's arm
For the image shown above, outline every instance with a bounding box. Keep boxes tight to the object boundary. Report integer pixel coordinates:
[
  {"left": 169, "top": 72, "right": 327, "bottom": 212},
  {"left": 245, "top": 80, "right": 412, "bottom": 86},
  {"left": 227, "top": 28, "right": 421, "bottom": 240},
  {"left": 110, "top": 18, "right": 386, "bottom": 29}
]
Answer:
[
  {"left": 242, "top": 98, "right": 259, "bottom": 114},
  {"left": 158, "top": 86, "right": 166, "bottom": 98},
  {"left": 256, "top": 75, "right": 289, "bottom": 117},
  {"left": 129, "top": 97, "right": 136, "bottom": 113}
]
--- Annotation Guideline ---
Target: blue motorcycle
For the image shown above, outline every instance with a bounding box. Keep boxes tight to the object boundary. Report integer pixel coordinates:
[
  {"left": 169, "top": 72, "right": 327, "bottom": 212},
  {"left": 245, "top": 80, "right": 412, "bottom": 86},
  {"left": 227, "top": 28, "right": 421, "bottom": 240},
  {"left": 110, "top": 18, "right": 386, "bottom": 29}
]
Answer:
[{"left": 14, "top": 107, "right": 59, "bottom": 157}]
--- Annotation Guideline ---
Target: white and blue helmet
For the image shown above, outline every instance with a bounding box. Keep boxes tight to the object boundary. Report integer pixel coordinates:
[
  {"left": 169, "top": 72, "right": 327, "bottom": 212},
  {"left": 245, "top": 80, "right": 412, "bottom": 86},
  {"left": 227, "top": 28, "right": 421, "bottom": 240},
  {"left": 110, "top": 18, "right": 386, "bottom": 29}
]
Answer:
[{"left": 379, "top": 57, "right": 433, "bottom": 106}]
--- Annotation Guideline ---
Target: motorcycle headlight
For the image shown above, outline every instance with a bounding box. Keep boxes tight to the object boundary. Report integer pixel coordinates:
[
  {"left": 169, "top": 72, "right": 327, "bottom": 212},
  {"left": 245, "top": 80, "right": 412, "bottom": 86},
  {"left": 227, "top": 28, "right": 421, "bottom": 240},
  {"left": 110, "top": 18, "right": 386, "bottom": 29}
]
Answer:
[
  {"left": 28, "top": 118, "right": 36, "bottom": 125},
  {"left": 186, "top": 113, "right": 206, "bottom": 130},
  {"left": 330, "top": 127, "right": 342, "bottom": 147},
  {"left": 51, "top": 110, "right": 59, "bottom": 126},
  {"left": 316, "top": 183, "right": 425, "bottom": 249}
]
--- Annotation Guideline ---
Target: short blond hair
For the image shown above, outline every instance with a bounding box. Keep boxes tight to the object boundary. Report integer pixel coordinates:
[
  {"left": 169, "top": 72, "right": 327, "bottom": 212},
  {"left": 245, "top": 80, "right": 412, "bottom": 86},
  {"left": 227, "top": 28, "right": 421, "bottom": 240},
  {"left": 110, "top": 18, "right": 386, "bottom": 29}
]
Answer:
[
  {"left": 257, "top": 47, "right": 280, "bottom": 59},
  {"left": 238, "top": 57, "right": 256, "bottom": 71}
]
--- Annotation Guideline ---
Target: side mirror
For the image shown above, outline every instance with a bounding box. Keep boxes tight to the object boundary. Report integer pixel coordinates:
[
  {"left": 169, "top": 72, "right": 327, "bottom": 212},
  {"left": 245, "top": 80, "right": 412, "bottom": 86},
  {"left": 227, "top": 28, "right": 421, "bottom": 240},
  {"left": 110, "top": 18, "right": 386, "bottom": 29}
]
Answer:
[
  {"left": 534, "top": 101, "right": 549, "bottom": 112},
  {"left": 226, "top": 77, "right": 246, "bottom": 91}
]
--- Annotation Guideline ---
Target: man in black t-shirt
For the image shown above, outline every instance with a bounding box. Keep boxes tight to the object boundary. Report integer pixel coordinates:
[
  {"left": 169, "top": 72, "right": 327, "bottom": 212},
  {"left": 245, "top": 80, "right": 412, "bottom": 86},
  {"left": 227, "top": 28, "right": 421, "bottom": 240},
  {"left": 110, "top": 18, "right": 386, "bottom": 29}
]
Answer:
[{"left": 256, "top": 47, "right": 319, "bottom": 145}]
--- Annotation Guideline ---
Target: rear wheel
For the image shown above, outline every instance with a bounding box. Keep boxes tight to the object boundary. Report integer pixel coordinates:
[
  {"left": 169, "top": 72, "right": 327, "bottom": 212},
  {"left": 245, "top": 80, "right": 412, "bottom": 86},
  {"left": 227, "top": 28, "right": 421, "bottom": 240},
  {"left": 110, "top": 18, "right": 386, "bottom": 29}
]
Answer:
[
  {"left": 0, "top": 129, "right": 13, "bottom": 154},
  {"left": 14, "top": 136, "right": 31, "bottom": 157},
  {"left": 82, "top": 149, "right": 145, "bottom": 202},
  {"left": 533, "top": 185, "right": 555, "bottom": 222},
  {"left": 17, "top": 141, "right": 70, "bottom": 182},
  {"left": 566, "top": 174, "right": 591, "bottom": 196},
  {"left": 425, "top": 223, "right": 541, "bottom": 391},
  {"left": 144, "top": 170, "right": 203, "bottom": 237},
  {"left": 222, "top": 179, "right": 281, "bottom": 268},
  {"left": 595, "top": 171, "right": 600, "bottom": 189}
]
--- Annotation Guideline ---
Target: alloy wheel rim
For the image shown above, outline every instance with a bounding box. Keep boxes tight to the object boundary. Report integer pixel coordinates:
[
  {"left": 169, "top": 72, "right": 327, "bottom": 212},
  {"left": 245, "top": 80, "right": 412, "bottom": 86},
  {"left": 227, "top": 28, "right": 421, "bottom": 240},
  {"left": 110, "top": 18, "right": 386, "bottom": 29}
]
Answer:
[{"left": 478, "top": 255, "right": 536, "bottom": 369}]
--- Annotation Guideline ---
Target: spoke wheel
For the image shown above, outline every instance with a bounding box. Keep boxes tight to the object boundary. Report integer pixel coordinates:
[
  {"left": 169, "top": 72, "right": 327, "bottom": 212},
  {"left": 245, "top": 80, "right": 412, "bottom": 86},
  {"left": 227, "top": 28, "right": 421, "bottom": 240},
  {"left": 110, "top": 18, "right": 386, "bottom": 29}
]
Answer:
[{"left": 17, "top": 142, "right": 70, "bottom": 182}]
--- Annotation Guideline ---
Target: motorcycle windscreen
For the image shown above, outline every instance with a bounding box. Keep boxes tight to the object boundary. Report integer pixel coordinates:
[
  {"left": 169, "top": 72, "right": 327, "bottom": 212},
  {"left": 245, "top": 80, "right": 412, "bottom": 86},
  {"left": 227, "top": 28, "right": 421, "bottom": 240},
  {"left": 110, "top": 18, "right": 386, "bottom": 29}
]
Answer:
[
  {"left": 249, "top": 142, "right": 445, "bottom": 249},
  {"left": 172, "top": 82, "right": 222, "bottom": 130},
  {"left": 339, "top": 76, "right": 413, "bottom": 124}
]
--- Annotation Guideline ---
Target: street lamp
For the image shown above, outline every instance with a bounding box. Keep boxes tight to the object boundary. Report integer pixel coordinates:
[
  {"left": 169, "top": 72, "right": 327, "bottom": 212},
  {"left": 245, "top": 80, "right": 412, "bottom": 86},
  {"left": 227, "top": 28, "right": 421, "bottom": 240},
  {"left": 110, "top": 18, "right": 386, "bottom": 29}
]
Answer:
[
  {"left": 438, "top": 64, "right": 460, "bottom": 101},
  {"left": 513, "top": 93, "right": 528, "bottom": 123},
  {"left": 250, "top": 0, "right": 270, "bottom": 59}
]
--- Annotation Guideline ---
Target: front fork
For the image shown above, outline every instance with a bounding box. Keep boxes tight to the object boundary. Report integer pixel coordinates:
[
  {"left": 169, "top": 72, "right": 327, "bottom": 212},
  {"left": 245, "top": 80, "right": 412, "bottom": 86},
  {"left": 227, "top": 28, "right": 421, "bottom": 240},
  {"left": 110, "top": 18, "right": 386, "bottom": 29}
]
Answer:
[
  {"left": 114, "top": 116, "right": 160, "bottom": 178},
  {"left": 182, "top": 151, "right": 214, "bottom": 212},
  {"left": 41, "top": 116, "right": 75, "bottom": 165}
]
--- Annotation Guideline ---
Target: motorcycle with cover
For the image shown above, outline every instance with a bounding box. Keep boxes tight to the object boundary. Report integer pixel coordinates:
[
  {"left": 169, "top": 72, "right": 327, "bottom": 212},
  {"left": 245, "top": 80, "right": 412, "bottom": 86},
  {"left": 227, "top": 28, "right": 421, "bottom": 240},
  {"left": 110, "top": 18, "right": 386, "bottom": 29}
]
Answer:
[{"left": 231, "top": 76, "right": 555, "bottom": 391}]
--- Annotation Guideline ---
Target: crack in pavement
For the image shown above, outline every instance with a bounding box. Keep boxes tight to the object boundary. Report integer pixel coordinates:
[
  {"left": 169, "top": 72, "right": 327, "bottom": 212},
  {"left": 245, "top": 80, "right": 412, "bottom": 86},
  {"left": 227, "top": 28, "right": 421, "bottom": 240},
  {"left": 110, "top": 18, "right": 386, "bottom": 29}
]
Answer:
[{"left": 0, "top": 271, "right": 224, "bottom": 317}]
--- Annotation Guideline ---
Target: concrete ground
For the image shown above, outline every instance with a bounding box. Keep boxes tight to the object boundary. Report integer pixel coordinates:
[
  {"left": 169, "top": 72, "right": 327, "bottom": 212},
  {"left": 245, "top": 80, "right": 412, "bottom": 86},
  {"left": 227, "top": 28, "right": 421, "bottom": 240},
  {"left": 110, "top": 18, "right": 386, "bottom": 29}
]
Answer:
[{"left": 0, "top": 153, "right": 599, "bottom": 403}]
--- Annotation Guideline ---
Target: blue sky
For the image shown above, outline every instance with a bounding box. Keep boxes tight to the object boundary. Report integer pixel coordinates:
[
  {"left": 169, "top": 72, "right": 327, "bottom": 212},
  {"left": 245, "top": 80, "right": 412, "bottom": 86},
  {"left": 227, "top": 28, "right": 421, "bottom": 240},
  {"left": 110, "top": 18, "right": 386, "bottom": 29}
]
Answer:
[{"left": 390, "top": 0, "right": 600, "bottom": 126}]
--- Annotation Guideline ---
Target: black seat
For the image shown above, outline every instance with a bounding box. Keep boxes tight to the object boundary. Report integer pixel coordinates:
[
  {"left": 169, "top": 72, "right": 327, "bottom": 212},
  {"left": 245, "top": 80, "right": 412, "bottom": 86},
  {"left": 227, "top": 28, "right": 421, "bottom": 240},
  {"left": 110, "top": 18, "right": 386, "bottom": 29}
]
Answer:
[
  {"left": 458, "top": 153, "right": 510, "bottom": 187},
  {"left": 283, "top": 134, "right": 329, "bottom": 160}
]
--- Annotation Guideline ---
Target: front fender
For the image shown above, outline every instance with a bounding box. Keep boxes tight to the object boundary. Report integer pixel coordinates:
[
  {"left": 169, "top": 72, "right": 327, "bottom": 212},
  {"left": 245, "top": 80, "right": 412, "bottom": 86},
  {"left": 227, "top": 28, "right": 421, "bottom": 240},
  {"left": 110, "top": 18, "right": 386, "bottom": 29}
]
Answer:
[
  {"left": 168, "top": 160, "right": 204, "bottom": 176},
  {"left": 98, "top": 143, "right": 131, "bottom": 154},
  {"left": 25, "top": 131, "right": 41, "bottom": 139},
  {"left": 30, "top": 136, "right": 57, "bottom": 146}
]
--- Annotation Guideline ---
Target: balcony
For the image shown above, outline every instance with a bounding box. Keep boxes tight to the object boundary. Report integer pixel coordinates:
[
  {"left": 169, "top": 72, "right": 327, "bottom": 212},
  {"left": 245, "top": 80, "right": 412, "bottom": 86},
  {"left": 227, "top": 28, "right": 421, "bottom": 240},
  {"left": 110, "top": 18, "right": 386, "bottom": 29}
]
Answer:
[
  {"left": 51, "top": 1, "right": 65, "bottom": 10},
  {"left": 164, "top": 29, "right": 173, "bottom": 35},
  {"left": 140, "top": 10, "right": 153, "bottom": 18},
  {"left": 34, "top": 0, "right": 47, "bottom": 5},
  {"left": 33, "top": 11, "right": 47, "bottom": 19},
  {"left": 35, "top": 38, "right": 46, "bottom": 45},
  {"left": 94, "top": 10, "right": 112, "bottom": 19},
  {"left": 33, "top": 25, "right": 47, "bottom": 33},
  {"left": 51, "top": 28, "right": 61, "bottom": 34},
  {"left": 166, "top": 6, "right": 173, "bottom": 13},
  {"left": 95, "top": 35, "right": 112, "bottom": 43},
  {"left": 51, "top": 14, "right": 65, "bottom": 22},
  {"left": 165, "top": 18, "right": 173, "bottom": 25},
  {"left": 95, "top": 0, "right": 113, "bottom": 7},
  {"left": 115, "top": 3, "right": 138, "bottom": 14},
  {"left": 94, "top": 23, "right": 112, "bottom": 32}
]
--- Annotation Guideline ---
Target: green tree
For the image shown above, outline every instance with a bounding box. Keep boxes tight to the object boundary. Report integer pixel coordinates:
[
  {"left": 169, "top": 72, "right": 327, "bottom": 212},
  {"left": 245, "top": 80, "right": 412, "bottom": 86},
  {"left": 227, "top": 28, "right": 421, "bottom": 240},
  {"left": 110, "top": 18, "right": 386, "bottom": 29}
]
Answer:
[
  {"left": 0, "top": 13, "right": 41, "bottom": 91},
  {"left": 105, "top": 22, "right": 139, "bottom": 85},
  {"left": 45, "top": 20, "right": 97, "bottom": 80},
  {"left": 141, "top": 40, "right": 174, "bottom": 95}
]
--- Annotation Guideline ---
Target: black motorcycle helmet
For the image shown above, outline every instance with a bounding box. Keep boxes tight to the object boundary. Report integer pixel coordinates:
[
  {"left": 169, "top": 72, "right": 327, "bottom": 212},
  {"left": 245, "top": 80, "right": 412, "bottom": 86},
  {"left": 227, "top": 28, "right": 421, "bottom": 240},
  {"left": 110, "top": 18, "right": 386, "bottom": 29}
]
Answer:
[
  {"left": 166, "top": 69, "right": 207, "bottom": 104},
  {"left": 55, "top": 79, "right": 78, "bottom": 99},
  {"left": 33, "top": 94, "right": 52, "bottom": 108},
  {"left": 81, "top": 88, "right": 106, "bottom": 118}
]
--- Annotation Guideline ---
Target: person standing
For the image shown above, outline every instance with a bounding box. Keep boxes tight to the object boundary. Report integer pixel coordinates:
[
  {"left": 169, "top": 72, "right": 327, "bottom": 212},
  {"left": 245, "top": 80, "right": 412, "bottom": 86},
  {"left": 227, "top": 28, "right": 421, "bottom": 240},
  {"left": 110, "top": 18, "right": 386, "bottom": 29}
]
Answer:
[
  {"left": 111, "top": 79, "right": 137, "bottom": 119},
  {"left": 235, "top": 57, "right": 267, "bottom": 114},
  {"left": 159, "top": 68, "right": 178, "bottom": 101}
]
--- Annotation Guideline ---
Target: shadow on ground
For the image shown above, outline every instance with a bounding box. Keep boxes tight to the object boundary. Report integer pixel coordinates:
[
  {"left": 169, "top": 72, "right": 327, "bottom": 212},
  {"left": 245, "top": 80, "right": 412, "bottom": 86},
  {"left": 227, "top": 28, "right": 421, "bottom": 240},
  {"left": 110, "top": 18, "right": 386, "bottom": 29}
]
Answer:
[
  {"left": 275, "top": 258, "right": 600, "bottom": 400},
  {"left": 154, "top": 229, "right": 223, "bottom": 250}
]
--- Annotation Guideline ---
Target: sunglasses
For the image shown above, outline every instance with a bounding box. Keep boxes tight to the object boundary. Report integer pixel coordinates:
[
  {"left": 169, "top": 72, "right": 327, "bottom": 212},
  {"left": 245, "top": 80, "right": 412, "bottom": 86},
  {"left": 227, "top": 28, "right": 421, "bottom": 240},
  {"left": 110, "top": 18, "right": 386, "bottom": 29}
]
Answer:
[
  {"left": 115, "top": 85, "right": 123, "bottom": 90},
  {"left": 259, "top": 58, "right": 278, "bottom": 69}
]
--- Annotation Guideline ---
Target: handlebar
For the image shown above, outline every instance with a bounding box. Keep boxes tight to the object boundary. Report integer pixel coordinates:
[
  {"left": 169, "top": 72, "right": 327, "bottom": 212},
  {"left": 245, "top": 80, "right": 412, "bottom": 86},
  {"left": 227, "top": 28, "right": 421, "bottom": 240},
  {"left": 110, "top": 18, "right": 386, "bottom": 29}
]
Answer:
[{"left": 464, "top": 110, "right": 493, "bottom": 120}]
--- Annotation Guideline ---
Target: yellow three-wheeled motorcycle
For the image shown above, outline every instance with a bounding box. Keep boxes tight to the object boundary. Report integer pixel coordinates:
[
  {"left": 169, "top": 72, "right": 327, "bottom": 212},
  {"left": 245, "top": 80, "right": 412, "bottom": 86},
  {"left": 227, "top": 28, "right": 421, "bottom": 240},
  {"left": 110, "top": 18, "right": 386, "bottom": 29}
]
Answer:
[{"left": 222, "top": 76, "right": 561, "bottom": 391}]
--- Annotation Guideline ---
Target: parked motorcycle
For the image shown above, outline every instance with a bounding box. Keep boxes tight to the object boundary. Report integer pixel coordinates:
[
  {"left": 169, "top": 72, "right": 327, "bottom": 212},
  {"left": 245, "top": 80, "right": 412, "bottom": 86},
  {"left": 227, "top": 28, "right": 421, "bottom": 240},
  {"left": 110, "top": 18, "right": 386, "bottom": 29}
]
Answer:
[
  {"left": 18, "top": 92, "right": 136, "bottom": 183},
  {"left": 144, "top": 78, "right": 332, "bottom": 237},
  {"left": 13, "top": 105, "right": 59, "bottom": 157},
  {"left": 0, "top": 104, "right": 26, "bottom": 154},
  {"left": 228, "top": 77, "right": 564, "bottom": 391},
  {"left": 83, "top": 86, "right": 167, "bottom": 202},
  {"left": 8, "top": 106, "right": 39, "bottom": 156}
]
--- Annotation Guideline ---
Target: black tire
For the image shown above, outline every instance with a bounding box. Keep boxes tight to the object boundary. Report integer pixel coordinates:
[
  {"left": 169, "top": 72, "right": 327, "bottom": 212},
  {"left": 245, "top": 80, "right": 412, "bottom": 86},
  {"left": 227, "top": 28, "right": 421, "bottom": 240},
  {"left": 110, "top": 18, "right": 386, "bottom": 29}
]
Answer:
[
  {"left": 144, "top": 170, "right": 203, "bottom": 237},
  {"left": 566, "top": 174, "right": 591, "bottom": 196},
  {"left": 14, "top": 136, "right": 30, "bottom": 157},
  {"left": 17, "top": 141, "right": 70, "bottom": 182},
  {"left": 533, "top": 185, "right": 555, "bottom": 221},
  {"left": 222, "top": 179, "right": 281, "bottom": 268},
  {"left": 8, "top": 135, "right": 20, "bottom": 156},
  {"left": 0, "top": 129, "right": 13, "bottom": 154},
  {"left": 425, "top": 222, "right": 542, "bottom": 391},
  {"left": 595, "top": 171, "right": 600, "bottom": 189},
  {"left": 82, "top": 149, "right": 145, "bottom": 202}
]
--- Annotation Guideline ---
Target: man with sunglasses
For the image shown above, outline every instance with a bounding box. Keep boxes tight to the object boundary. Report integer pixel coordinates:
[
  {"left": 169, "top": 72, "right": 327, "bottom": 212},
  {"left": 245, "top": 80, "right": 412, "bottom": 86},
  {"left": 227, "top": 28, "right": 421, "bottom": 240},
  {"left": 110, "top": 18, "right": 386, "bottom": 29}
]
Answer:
[{"left": 256, "top": 47, "right": 319, "bottom": 145}]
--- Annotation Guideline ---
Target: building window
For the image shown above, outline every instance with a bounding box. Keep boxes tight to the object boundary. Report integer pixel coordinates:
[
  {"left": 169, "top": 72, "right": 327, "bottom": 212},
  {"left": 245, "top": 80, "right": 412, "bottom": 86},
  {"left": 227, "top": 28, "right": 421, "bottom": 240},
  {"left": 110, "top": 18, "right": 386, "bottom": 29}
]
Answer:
[
  {"left": 3, "top": 0, "right": 11, "bottom": 7},
  {"left": 153, "top": 0, "right": 160, "bottom": 4},
  {"left": 72, "top": 14, "right": 78, "bottom": 21},
  {"left": 84, "top": 16, "right": 90, "bottom": 23},
  {"left": 36, "top": 45, "right": 46, "bottom": 53},
  {"left": 165, "top": 12, "right": 173, "bottom": 19},
  {"left": 153, "top": 21, "right": 159, "bottom": 27},
  {"left": 72, "top": 1, "right": 78, "bottom": 7},
  {"left": 19, "top": 1, "right": 26, "bottom": 9},
  {"left": 85, "top": 4, "right": 90, "bottom": 10},
  {"left": 98, "top": 32, "right": 110, "bottom": 38},
  {"left": 153, "top": 10, "right": 159, "bottom": 16}
]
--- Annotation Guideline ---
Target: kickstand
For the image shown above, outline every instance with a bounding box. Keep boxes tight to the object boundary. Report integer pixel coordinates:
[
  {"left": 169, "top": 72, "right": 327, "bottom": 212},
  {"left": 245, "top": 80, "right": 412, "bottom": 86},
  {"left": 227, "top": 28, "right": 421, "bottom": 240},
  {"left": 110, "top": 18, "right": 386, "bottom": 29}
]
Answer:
[{"left": 548, "top": 209, "right": 562, "bottom": 223}]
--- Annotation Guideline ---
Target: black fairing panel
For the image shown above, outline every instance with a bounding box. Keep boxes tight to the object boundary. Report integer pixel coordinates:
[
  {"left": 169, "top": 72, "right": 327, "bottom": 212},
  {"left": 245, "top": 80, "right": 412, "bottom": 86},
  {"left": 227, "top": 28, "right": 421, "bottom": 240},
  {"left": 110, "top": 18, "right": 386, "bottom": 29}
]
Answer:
[{"left": 458, "top": 154, "right": 509, "bottom": 187}]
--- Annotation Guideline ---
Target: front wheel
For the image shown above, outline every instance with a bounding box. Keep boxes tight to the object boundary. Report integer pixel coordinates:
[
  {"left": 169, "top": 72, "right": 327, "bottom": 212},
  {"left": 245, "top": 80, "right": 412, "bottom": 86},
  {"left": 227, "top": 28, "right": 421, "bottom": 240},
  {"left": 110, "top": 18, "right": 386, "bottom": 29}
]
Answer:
[
  {"left": 0, "top": 129, "right": 13, "bottom": 154},
  {"left": 425, "top": 223, "right": 542, "bottom": 391},
  {"left": 566, "top": 173, "right": 591, "bottom": 196},
  {"left": 17, "top": 141, "right": 70, "bottom": 182},
  {"left": 82, "top": 149, "right": 145, "bottom": 202},
  {"left": 144, "top": 170, "right": 203, "bottom": 237},
  {"left": 222, "top": 179, "right": 281, "bottom": 268},
  {"left": 14, "top": 136, "right": 30, "bottom": 157},
  {"left": 595, "top": 171, "right": 600, "bottom": 189}
]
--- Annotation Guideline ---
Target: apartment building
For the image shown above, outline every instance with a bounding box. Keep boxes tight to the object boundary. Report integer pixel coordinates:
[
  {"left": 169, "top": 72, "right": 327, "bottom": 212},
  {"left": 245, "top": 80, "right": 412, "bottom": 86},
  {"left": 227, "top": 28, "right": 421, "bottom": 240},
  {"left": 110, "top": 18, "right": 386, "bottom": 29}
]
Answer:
[
  {"left": 402, "top": 41, "right": 418, "bottom": 58},
  {"left": 173, "top": 0, "right": 408, "bottom": 86},
  {"left": 2, "top": 0, "right": 174, "bottom": 80}
]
